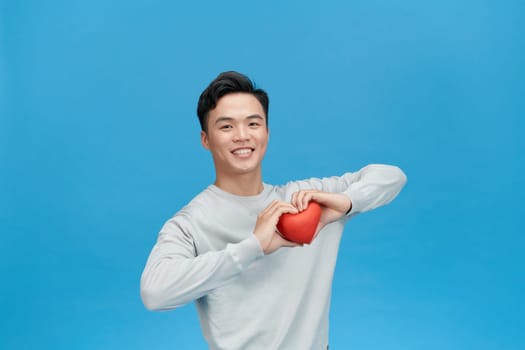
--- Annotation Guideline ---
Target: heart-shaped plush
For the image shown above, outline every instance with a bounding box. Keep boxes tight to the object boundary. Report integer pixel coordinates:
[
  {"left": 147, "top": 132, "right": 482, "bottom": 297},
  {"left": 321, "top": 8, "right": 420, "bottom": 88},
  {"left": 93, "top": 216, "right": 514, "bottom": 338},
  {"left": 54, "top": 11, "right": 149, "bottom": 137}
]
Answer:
[{"left": 277, "top": 201, "right": 322, "bottom": 244}]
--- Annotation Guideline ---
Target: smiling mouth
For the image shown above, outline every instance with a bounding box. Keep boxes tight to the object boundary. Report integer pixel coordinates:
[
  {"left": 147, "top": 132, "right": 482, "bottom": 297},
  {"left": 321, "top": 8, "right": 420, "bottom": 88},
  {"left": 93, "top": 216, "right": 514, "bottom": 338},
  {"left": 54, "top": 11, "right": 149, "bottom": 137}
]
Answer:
[{"left": 232, "top": 147, "right": 254, "bottom": 156}]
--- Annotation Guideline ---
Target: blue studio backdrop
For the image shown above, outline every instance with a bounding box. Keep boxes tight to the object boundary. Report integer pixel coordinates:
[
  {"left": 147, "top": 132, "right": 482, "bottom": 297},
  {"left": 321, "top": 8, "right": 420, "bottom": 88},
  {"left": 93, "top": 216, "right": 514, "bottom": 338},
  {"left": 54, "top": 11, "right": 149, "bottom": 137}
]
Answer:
[{"left": 1, "top": 1, "right": 524, "bottom": 349}]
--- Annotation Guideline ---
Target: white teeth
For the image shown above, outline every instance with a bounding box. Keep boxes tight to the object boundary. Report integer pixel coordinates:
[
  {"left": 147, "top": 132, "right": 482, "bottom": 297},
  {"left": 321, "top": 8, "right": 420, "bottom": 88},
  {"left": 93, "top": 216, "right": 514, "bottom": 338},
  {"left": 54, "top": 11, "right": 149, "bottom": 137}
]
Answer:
[{"left": 233, "top": 148, "right": 252, "bottom": 155}]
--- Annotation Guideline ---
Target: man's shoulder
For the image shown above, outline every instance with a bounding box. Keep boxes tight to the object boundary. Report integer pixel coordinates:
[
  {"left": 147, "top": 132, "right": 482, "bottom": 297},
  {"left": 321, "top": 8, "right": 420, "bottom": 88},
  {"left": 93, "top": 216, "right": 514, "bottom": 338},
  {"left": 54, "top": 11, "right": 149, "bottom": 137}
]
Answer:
[{"left": 174, "top": 186, "right": 215, "bottom": 217}]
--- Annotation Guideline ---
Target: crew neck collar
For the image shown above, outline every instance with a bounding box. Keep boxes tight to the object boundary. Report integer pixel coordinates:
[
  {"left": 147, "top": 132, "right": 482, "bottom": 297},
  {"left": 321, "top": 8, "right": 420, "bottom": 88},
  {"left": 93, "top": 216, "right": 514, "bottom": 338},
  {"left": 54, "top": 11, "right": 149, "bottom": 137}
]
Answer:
[{"left": 208, "top": 183, "right": 272, "bottom": 201}]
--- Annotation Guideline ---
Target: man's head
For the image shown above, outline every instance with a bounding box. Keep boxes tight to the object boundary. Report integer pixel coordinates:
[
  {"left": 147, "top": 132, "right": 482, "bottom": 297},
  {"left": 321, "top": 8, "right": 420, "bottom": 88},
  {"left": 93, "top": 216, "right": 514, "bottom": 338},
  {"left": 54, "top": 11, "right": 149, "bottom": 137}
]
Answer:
[
  {"left": 198, "top": 72, "right": 270, "bottom": 186},
  {"left": 197, "top": 71, "right": 269, "bottom": 132}
]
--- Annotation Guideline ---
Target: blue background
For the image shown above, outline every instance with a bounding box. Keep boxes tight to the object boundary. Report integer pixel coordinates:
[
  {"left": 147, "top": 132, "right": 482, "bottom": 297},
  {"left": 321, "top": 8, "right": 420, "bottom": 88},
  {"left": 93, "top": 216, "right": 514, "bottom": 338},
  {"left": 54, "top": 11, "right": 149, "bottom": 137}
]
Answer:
[{"left": 2, "top": 0, "right": 524, "bottom": 349}]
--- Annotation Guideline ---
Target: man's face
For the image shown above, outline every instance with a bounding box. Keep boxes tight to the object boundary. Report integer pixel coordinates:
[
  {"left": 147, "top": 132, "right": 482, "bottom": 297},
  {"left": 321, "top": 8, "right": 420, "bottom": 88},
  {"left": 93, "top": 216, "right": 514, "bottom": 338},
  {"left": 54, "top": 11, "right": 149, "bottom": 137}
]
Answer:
[{"left": 201, "top": 93, "right": 269, "bottom": 178}]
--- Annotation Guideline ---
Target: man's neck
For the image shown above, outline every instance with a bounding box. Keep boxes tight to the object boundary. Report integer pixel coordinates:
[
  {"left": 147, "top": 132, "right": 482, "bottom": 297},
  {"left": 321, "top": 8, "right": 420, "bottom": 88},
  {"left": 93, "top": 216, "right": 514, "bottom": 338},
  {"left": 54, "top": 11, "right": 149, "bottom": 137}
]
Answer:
[{"left": 214, "top": 171, "right": 264, "bottom": 196}]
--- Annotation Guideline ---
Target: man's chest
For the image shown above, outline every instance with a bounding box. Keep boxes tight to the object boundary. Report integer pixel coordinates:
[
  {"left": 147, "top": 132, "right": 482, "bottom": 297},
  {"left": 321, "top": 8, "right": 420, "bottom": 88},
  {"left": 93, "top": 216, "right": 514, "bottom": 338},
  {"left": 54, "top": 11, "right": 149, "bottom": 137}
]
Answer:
[{"left": 192, "top": 192, "right": 287, "bottom": 252}]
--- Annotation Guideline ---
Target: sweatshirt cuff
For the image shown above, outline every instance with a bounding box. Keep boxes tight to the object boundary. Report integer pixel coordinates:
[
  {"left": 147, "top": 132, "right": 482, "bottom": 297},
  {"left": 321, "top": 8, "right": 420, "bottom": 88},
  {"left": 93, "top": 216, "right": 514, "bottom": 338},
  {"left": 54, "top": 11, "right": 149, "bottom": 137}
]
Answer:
[
  {"left": 226, "top": 235, "right": 264, "bottom": 271},
  {"left": 343, "top": 187, "right": 367, "bottom": 216}
]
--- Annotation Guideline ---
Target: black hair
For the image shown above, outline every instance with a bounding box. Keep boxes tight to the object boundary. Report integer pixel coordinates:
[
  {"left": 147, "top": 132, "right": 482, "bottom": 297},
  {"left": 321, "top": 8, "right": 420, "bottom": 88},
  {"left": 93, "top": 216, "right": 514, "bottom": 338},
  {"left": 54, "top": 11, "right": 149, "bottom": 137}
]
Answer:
[{"left": 197, "top": 71, "right": 269, "bottom": 132}]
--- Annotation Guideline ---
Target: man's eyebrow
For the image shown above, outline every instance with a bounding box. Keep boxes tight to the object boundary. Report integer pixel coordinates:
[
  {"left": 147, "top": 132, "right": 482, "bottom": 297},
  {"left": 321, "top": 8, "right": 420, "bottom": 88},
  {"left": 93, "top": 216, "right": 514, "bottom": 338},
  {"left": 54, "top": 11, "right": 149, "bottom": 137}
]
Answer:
[
  {"left": 214, "top": 115, "right": 264, "bottom": 124},
  {"left": 214, "top": 117, "right": 234, "bottom": 124},
  {"left": 246, "top": 114, "right": 264, "bottom": 121}
]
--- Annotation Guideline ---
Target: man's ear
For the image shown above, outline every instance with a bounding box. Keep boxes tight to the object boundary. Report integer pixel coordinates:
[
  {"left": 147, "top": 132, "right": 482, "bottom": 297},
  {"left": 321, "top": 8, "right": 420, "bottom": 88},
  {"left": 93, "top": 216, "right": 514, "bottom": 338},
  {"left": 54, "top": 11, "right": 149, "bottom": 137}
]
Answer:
[{"left": 201, "top": 130, "right": 210, "bottom": 150}]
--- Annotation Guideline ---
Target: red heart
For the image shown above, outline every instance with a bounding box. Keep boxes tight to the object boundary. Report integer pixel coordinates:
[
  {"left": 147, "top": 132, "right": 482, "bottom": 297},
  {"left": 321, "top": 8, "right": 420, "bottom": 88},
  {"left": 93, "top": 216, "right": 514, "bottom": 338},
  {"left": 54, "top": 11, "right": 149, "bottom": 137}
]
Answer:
[{"left": 277, "top": 201, "right": 322, "bottom": 244}]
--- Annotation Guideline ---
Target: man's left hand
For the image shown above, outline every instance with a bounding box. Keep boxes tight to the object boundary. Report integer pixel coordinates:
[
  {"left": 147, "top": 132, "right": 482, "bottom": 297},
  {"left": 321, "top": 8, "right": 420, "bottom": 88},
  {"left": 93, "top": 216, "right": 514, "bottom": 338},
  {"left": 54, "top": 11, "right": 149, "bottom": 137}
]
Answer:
[{"left": 290, "top": 190, "right": 352, "bottom": 236}]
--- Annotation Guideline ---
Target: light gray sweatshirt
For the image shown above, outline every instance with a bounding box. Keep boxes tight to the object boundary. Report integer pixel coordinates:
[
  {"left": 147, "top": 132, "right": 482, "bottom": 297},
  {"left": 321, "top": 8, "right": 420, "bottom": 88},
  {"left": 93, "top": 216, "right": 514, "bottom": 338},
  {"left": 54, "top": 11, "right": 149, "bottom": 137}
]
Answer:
[{"left": 141, "top": 164, "right": 407, "bottom": 349}]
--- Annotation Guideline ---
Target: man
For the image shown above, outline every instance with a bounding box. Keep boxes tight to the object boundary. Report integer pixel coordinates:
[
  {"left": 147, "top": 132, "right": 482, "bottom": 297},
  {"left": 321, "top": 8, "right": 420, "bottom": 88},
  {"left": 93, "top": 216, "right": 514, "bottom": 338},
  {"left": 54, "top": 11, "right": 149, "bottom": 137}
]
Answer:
[{"left": 140, "top": 71, "right": 407, "bottom": 349}]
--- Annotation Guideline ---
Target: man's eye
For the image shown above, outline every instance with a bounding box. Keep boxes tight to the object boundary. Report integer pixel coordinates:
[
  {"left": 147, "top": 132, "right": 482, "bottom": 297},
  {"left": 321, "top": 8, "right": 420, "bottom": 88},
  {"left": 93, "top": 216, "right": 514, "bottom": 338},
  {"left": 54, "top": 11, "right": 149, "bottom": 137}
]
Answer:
[
  {"left": 249, "top": 122, "right": 260, "bottom": 127},
  {"left": 220, "top": 125, "right": 233, "bottom": 130}
]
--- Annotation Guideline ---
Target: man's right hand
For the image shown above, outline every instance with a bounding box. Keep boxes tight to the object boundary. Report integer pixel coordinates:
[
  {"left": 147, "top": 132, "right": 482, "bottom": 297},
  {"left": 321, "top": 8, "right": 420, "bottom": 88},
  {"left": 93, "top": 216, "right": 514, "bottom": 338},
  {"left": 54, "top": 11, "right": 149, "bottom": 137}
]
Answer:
[{"left": 253, "top": 200, "right": 301, "bottom": 254}]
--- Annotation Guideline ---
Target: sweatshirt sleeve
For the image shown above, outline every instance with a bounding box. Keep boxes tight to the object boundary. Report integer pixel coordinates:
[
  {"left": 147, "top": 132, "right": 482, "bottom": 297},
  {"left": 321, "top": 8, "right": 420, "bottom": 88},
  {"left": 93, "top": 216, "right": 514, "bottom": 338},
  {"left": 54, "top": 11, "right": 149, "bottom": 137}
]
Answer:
[
  {"left": 140, "top": 214, "right": 264, "bottom": 311},
  {"left": 315, "top": 164, "right": 407, "bottom": 217},
  {"left": 343, "top": 164, "right": 407, "bottom": 216}
]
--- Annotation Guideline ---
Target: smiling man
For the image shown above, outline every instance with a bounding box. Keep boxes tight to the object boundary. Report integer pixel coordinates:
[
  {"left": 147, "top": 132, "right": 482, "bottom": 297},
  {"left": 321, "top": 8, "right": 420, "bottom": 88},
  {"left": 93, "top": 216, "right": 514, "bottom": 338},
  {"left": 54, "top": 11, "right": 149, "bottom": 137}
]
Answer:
[{"left": 140, "top": 71, "right": 407, "bottom": 349}]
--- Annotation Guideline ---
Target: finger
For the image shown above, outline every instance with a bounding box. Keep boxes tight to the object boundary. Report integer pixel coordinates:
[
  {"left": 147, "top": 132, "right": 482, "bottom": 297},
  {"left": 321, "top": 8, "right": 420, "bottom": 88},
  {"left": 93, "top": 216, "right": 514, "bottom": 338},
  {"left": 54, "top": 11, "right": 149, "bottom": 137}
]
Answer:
[
  {"left": 302, "top": 192, "right": 315, "bottom": 211},
  {"left": 296, "top": 190, "right": 316, "bottom": 211},
  {"left": 292, "top": 191, "right": 310, "bottom": 210},
  {"left": 294, "top": 191, "right": 307, "bottom": 211},
  {"left": 261, "top": 199, "right": 285, "bottom": 217},
  {"left": 291, "top": 192, "right": 298, "bottom": 209},
  {"left": 267, "top": 201, "right": 297, "bottom": 219},
  {"left": 275, "top": 203, "right": 299, "bottom": 216}
]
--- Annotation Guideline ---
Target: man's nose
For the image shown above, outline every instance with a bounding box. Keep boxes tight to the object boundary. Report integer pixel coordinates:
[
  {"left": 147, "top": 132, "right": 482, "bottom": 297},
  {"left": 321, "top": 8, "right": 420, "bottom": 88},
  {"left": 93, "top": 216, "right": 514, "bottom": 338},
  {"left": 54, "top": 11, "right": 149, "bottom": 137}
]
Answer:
[{"left": 233, "top": 126, "right": 249, "bottom": 141}]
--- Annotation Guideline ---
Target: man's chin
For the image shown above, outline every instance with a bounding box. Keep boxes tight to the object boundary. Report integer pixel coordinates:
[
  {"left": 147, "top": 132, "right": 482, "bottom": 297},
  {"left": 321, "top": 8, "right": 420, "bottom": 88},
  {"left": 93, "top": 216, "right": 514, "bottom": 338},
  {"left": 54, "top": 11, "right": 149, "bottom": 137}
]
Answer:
[{"left": 230, "top": 164, "right": 261, "bottom": 176}]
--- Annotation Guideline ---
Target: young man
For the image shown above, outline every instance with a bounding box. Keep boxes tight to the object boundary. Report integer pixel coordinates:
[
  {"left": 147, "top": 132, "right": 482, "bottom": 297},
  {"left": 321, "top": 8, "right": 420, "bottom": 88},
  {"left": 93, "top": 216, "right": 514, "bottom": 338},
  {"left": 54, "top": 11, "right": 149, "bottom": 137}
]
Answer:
[{"left": 141, "top": 71, "right": 407, "bottom": 349}]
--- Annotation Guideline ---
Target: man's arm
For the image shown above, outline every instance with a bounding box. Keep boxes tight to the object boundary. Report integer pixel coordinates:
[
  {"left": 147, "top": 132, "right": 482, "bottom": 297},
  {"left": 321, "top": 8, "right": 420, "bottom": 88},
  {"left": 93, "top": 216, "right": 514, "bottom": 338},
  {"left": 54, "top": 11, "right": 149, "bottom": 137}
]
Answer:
[
  {"left": 290, "top": 164, "right": 407, "bottom": 231},
  {"left": 339, "top": 164, "right": 407, "bottom": 216},
  {"left": 140, "top": 201, "right": 299, "bottom": 311},
  {"left": 140, "top": 218, "right": 262, "bottom": 311}
]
